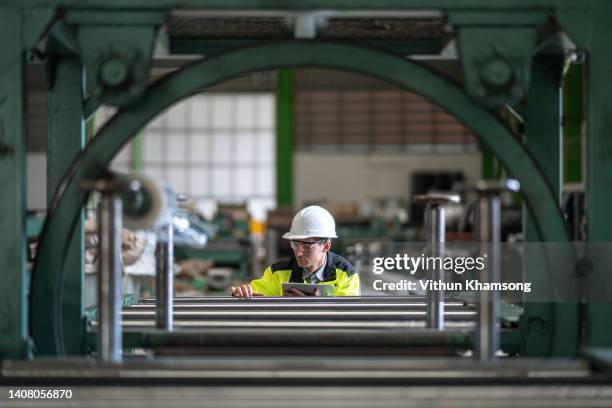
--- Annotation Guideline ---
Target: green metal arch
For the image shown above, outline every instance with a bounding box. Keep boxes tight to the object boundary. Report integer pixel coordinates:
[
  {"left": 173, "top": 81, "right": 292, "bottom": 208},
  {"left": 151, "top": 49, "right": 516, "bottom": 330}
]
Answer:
[{"left": 31, "top": 41, "right": 573, "bottom": 354}]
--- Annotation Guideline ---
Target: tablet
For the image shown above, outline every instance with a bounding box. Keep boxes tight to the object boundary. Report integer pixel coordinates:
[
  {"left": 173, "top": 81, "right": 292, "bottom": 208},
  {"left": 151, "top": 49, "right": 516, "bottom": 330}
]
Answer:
[{"left": 281, "top": 283, "right": 334, "bottom": 297}]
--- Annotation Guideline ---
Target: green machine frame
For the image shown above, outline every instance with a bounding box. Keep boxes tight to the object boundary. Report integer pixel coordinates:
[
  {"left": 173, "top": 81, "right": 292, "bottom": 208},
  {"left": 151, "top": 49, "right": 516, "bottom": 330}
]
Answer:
[{"left": 1, "top": 0, "right": 611, "bottom": 359}]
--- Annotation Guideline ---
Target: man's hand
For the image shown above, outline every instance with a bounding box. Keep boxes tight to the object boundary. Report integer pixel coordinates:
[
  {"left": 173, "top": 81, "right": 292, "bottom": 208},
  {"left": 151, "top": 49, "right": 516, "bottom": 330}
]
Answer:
[
  {"left": 283, "top": 288, "right": 320, "bottom": 297},
  {"left": 231, "top": 284, "right": 262, "bottom": 298}
]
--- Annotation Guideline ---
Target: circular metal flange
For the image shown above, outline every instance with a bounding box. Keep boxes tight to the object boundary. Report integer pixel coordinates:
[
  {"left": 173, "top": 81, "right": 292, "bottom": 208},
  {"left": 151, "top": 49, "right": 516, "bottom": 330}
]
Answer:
[
  {"left": 473, "top": 45, "right": 525, "bottom": 107},
  {"left": 94, "top": 45, "right": 147, "bottom": 107}
]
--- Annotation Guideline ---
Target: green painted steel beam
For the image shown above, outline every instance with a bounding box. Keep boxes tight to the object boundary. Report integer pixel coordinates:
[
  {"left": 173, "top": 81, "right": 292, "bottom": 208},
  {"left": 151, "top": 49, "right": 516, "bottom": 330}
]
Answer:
[
  {"left": 45, "top": 21, "right": 80, "bottom": 58},
  {"left": 582, "top": 14, "right": 612, "bottom": 348},
  {"left": 563, "top": 63, "right": 582, "bottom": 184},
  {"left": 83, "top": 96, "right": 102, "bottom": 122},
  {"left": 449, "top": 10, "right": 549, "bottom": 25},
  {"left": 31, "top": 42, "right": 573, "bottom": 354},
  {"left": 170, "top": 38, "right": 444, "bottom": 57},
  {"left": 276, "top": 69, "right": 293, "bottom": 208},
  {"left": 480, "top": 144, "right": 493, "bottom": 179},
  {"left": 0, "top": 8, "right": 29, "bottom": 359},
  {"left": 521, "top": 55, "right": 579, "bottom": 357},
  {"left": 558, "top": 2, "right": 612, "bottom": 349},
  {"left": 131, "top": 133, "right": 142, "bottom": 172},
  {"left": 65, "top": 10, "right": 165, "bottom": 25},
  {"left": 480, "top": 143, "right": 501, "bottom": 180},
  {"left": 47, "top": 56, "right": 85, "bottom": 355},
  {"left": 0, "top": 5, "right": 55, "bottom": 359},
  {"left": 523, "top": 56, "right": 563, "bottom": 218},
  {"left": 21, "top": 7, "right": 56, "bottom": 50},
  {"left": 7, "top": 0, "right": 568, "bottom": 11},
  {"left": 169, "top": 39, "right": 259, "bottom": 55}
]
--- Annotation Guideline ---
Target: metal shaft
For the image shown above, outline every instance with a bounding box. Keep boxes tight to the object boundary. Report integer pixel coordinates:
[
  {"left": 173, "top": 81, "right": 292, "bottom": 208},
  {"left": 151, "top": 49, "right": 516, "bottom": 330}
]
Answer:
[
  {"left": 475, "top": 194, "right": 501, "bottom": 360},
  {"left": 139, "top": 329, "right": 470, "bottom": 349},
  {"left": 155, "top": 223, "right": 174, "bottom": 331},
  {"left": 426, "top": 205, "right": 445, "bottom": 330},
  {"left": 97, "top": 192, "right": 123, "bottom": 363}
]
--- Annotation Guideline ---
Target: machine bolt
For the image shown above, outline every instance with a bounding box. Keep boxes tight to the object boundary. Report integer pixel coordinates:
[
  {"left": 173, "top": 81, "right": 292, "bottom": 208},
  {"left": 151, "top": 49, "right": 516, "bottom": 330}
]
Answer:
[
  {"left": 100, "top": 58, "right": 129, "bottom": 88},
  {"left": 481, "top": 58, "right": 513, "bottom": 90}
]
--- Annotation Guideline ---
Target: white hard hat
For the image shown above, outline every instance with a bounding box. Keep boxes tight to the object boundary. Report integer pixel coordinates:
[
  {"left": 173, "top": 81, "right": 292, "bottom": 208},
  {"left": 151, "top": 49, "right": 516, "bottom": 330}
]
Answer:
[{"left": 283, "top": 206, "right": 337, "bottom": 240}]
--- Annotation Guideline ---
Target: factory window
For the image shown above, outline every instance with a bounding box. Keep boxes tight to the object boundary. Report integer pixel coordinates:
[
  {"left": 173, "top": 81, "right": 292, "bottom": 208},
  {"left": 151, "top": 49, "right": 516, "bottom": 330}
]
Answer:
[
  {"left": 107, "top": 93, "right": 276, "bottom": 220},
  {"left": 295, "top": 89, "right": 477, "bottom": 153}
]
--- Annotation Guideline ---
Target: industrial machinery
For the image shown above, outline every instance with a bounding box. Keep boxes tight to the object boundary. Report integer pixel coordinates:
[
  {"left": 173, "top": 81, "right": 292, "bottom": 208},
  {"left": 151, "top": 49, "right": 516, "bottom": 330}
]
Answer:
[
  {"left": 175, "top": 203, "right": 252, "bottom": 286},
  {"left": 2, "top": 1, "right": 612, "bottom": 406}
]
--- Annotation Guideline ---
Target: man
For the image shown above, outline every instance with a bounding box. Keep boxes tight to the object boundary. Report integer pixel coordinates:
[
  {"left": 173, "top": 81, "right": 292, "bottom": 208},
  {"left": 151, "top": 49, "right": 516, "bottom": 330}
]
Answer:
[{"left": 231, "top": 206, "right": 360, "bottom": 297}]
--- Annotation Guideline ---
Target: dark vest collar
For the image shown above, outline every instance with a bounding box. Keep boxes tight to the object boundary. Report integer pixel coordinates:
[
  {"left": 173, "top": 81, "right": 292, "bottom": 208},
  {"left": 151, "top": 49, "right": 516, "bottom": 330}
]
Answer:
[{"left": 289, "top": 252, "right": 338, "bottom": 283}]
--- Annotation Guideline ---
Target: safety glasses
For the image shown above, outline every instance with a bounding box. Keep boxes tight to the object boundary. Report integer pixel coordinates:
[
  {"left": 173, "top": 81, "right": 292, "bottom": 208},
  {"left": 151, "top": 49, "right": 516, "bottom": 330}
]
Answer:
[{"left": 290, "top": 239, "right": 326, "bottom": 251}]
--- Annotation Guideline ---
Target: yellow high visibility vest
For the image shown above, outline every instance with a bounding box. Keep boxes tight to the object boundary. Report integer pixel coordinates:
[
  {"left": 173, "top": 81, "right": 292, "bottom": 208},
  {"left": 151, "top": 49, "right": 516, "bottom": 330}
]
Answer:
[{"left": 251, "top": 252, "right": 360, "bottom": 296}]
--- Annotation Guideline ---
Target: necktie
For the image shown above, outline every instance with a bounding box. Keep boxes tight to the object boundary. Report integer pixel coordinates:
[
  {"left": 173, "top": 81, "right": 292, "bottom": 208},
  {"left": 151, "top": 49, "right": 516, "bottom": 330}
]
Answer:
[{"left": 305, "top": 272, "right": 320, "bottom": 284}]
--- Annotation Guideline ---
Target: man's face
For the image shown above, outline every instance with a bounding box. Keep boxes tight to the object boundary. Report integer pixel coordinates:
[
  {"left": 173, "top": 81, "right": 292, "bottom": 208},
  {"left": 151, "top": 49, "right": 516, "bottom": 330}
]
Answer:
[{"left": 290, "top": 239, "right": 330, "bottom": 271}]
